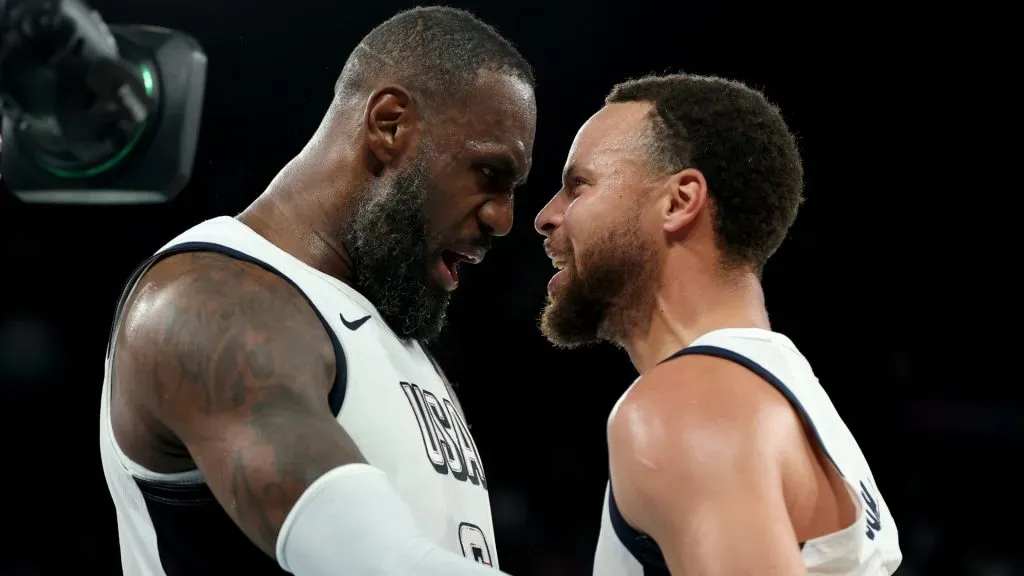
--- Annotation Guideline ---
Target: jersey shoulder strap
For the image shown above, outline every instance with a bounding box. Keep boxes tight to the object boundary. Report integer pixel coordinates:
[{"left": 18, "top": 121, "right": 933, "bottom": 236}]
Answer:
[{"left": 661, "top": 343, "right": 841, "bottom": 474}]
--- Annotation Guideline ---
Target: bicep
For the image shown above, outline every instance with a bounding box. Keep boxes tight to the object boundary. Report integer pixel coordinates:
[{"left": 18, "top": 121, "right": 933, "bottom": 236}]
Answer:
[
  {"left": 182, "top": 388, "right": 364, "bottom": 555},
  {"left": 607, "top": 362, "right": 806, "bottom": 576},
  {"left": 124, "top": 253, "right": 364, "bottom": 555}
]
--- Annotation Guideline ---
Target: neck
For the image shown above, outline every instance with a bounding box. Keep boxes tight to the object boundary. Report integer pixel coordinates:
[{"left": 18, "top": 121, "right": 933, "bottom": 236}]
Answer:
[
  {"left": 623, "top": 264, "right": 771, "bottom": 374},
  {"left": 238, "top": 137, "right": 363, "bottom": 283}
]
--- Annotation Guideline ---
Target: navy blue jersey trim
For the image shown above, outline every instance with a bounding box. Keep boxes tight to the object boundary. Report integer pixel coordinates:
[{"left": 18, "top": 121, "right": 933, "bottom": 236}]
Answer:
[
  {"left": 134, "top": 478, "right": 287, "bottom": 575},
  {"left": 663, "top": 345, "right": 839, "bottom": 473},
  {"left": 607, "top": 486, "right": 671, "bottom": 575},
  {"left": 608, "top": 344, "right": 818, "bottom": 571}
]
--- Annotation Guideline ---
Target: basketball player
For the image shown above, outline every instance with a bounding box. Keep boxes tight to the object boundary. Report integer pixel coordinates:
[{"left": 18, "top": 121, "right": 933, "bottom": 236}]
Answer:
[
  {"left": 99, "top": 7, "right": 534, "bottom": 575},
  {"left": 535, "top": 74, "right": 902, "bottom": 575}
]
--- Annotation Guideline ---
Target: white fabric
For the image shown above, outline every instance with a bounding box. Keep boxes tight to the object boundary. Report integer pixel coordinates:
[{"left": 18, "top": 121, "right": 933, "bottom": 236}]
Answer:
[
  {"left": 593, "top": 328, "right": 903, "bottom": 576},
  {"left": 277, "top": 464, "right": 509, "bottom": 576},
  {"left": 100, "top": 216, "right": 500, "bottom": 573}
]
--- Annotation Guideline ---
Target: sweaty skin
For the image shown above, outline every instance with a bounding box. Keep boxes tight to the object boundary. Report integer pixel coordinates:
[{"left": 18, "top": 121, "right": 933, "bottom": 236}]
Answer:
[
  {"left": 104, "top": 22, "right": 536, "bottom": 557},
  {"left": 607, "top": 354, "right": 854, "bottom": 576},
  {"left": 536, "top": 99, "right": 856, "bottom": 574},
  {"left": 111, "top": 251, "right": 364, "bottom": 556}
]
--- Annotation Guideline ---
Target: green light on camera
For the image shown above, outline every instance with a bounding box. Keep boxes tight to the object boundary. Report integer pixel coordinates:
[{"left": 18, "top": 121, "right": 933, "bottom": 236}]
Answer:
[{"left": 37, "top": 62, "right": 154, "bottom": 179}]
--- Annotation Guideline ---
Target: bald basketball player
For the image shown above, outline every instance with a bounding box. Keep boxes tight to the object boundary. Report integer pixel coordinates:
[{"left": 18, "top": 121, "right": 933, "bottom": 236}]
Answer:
[
  {"left": 99, "top": 8, "right": 534, "bottom": 576},
  {"left": 536, "top": 74, "right": 902, "bottom": 575}
]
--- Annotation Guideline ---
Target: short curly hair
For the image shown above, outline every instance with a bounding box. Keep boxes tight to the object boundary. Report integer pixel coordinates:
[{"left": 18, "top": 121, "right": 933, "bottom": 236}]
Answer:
[
  {"left": 337, "top": 7, "right": 534, "bottom": 109},
  {"left": 607, "top": 74, "right": 804, "bottom": 271}
]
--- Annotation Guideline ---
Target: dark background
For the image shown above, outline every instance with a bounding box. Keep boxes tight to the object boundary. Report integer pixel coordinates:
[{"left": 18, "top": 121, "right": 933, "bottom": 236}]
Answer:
[{"left": 0, "top": 1, "right": 1009, "bottom": 575}]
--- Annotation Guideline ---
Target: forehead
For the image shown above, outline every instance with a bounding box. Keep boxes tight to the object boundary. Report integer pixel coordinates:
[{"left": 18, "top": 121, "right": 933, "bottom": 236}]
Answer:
[
  {"left": 567, "top": 102, "right": 651, "bottom": 168},
  {"left": 435, "top": 71, "right": 536, "bottom": 162}
]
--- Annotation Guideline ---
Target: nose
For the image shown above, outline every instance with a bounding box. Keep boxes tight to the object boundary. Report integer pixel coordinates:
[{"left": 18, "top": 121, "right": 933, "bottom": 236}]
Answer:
[
  {"left": 534, "top": 194, "right": 562, "bottom": 237},
  {"left": 478, "top": 194, "right": 513, "bottom": 238}
]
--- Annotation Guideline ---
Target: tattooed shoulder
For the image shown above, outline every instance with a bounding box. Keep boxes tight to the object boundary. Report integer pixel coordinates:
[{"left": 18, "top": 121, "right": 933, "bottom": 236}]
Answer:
[
  {"left": 114, "top": 251, "right": 359, "bottom": 556},
  {"left": 117, "top": 251, "right": 336, "bottom": 428}
]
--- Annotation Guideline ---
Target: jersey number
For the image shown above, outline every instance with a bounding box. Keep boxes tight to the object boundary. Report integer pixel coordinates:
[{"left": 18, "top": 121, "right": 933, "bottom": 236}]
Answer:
[{"left": 458, "top": 522, "right": 493, "bottom": 566}]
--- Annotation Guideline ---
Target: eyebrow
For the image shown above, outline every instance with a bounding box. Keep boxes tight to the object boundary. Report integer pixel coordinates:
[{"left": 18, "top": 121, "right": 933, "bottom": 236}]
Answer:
[
  {"left": 483, "top": 150, "right": 530, "bottom": 188},
  {"left": 466, "top": 141, "right": 530, "bottom": 187}
]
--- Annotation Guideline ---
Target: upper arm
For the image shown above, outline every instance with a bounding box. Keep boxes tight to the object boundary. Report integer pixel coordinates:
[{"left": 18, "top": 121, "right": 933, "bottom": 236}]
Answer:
[
  {"left": 113, "top": 251, "right": 364, "bottom": 556},
  {"left": 607, "top": 356, "right": 807, "bottom": 576}
]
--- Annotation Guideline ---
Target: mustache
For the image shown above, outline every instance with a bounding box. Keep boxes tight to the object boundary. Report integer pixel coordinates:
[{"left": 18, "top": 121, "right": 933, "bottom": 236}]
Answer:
[{"left": 543, "top": 238, "right": 571, "bottom": 259}]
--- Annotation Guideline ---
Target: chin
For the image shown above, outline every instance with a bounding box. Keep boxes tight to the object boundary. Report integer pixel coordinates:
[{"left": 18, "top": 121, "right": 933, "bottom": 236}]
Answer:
[{"left": 539, "top": 292, "right": 605, "bottom": 349}]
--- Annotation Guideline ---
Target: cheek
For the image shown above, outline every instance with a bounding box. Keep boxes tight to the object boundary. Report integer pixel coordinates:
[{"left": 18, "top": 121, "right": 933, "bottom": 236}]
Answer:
[
  {"left": 422, "top": 180, "right": 460, "bottom": 220},
  {"left": 563, "top": 199, "right": 608, "bottom": 266},
  {"left": 421, "top": 194, "right": 444, "bottom": 229}
]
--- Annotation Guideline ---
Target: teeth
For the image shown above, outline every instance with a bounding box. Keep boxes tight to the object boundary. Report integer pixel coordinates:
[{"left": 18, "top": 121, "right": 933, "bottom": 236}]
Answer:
[{"left": 450, "top": 251, "right": 479, "bottom": 264}]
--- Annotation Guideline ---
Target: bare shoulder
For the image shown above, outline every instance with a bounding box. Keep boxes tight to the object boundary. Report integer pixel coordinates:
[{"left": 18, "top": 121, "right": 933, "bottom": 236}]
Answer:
[
  {"left": 606, "top": 354, "right": 816, "bottom": 574},
  {"left": 607, "top": 353, "right": 806, "bottom": 503},
  {"left": 112, "top": 251, "right": 365, "bottom": 555},
  {"left": 610, "top": 353, "right": 803, "bottom": 452},
  {"left": 112, "top": 250, "right": 336, "bottom": 441}
]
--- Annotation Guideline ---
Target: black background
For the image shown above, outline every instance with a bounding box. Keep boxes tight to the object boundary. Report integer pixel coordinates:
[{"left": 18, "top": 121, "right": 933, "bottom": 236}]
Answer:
[{"left": 0, "top": 1, "right": 1008, "bottom": 574}]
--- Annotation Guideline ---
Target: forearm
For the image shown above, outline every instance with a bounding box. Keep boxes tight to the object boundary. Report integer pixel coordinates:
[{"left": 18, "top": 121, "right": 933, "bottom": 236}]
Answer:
[
  {"left": 278, "top": 464, "right": 508, "bottom": 575},
  {"left": 194, "top": 408, "right": 503, "bottom": 575}
]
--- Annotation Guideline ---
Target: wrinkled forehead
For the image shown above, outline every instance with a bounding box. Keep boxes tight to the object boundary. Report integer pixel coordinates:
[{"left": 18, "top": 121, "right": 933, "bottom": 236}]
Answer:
[{"left": 566, "top": 102, "right": 653, "bottom": 171}]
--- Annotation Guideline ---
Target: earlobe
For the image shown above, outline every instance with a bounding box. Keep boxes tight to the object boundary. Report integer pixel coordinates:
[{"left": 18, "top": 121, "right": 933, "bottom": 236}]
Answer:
[
  {"left": 364, "top": 85, "right": 419, "bottom": 171},
  {"left": 662, "top": 168, "right": 708, "bottom": 233}
]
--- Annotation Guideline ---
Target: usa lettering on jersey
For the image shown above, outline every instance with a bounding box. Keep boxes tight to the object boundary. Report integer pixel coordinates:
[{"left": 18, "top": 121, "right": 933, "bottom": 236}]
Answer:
[
  {"left": 860, "top": 479, "right": 882, "bottom": 540},
  {"left": 399, "top": 381, "right": 487, "bottom": 490}
]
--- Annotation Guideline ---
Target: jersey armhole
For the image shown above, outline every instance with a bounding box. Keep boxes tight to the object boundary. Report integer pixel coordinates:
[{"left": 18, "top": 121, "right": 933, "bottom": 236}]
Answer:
[
  {"left": 608, "top": 345, "right": 835, "bottom": 567},
  {"left": 105, "top": 241, "right": 349, "bottom": 497}
]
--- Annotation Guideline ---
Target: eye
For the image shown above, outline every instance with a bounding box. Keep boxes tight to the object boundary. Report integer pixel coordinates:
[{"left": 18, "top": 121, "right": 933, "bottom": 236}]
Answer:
[
  {"left": 568, "top": 176, "right": 588, "bottom": 197},
  {"left": 478, "top": 164, "right": 514, "bottom": 195}
]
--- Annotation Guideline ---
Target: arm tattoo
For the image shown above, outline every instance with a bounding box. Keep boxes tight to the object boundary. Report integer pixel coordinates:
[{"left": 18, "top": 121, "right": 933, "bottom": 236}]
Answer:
[{"left": 132, "top": 252, "right": 363, "bottom": 556}]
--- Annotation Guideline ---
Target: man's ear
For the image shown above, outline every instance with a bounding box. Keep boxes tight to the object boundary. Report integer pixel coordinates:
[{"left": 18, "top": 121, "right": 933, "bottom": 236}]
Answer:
[
  {"left": 363, "top": 84, "right": 421, "bottom": 174},
  {"left": 661, "top": 168, "right": 709, "bottom": 233}
]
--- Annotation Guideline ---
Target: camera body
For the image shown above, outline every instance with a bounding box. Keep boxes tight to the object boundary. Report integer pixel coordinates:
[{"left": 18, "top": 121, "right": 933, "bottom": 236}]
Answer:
[{"left": 0, "top": 0, "right": 207, "bottom": 204}]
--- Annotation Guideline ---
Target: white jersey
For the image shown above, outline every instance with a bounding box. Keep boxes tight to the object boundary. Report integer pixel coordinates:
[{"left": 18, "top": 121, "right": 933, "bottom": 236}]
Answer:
[
  {"left": 99, "top": 216, "right": 498, "bottom": 575},
  {"left": 593, "top": 328, "right": 902, "bottom": 576}
]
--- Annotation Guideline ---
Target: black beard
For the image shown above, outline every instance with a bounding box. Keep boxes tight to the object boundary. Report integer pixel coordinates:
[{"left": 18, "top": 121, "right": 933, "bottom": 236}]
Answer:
[{"left": 344, "top": 158, "right": 450, "bottom": 342}]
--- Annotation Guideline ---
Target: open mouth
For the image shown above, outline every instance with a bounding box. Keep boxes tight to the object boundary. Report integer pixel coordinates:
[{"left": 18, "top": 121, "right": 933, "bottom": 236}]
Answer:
[
  {"left": 546, "top": 253, "right": 571, "bottom": 295},
  {"left": 548, "top": 264, "right": 569, "bottom": 295},
  {"left": 434, "top": 247, "right": 484, "bottom": 292},
  {"left": 441, "top": 250, "right": 464, "bottom": 286}
]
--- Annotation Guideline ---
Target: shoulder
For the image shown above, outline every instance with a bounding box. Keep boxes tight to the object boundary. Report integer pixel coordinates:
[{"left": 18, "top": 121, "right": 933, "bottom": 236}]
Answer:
[
  {"left": 114, "top": 250, "right": 336, "bottom": 400},
  {"left": 609, "top": 352, "right": 803, "bottom": 453},
  {"left": 607, "top": 352, "right": 807, "bottom": 504},
  {"left": 131, "top": 250, "right": 304, "bottom": 308},
  {"left": 121, "top": 251, "right": 321, "bottom": 339},
  {"left": 607, "top": 352, "right": 821, "bottom": 574}
]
